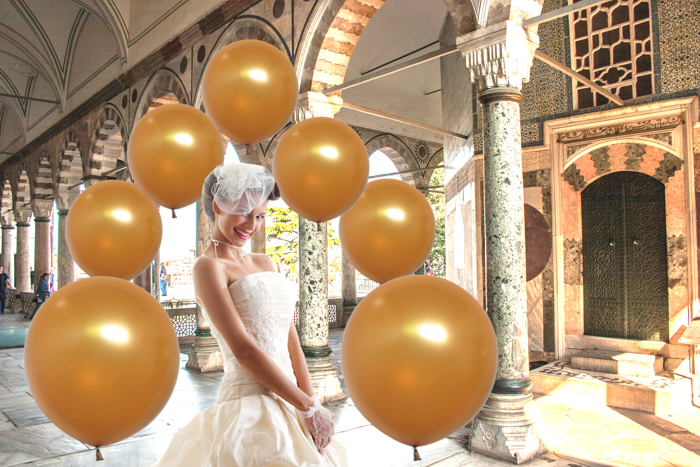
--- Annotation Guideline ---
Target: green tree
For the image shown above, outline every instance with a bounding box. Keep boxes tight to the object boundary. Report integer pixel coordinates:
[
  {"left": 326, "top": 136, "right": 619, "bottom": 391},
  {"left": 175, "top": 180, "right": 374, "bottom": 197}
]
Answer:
[
  {"left": 427, "top": 168, "right": 445, "bottom": 277},
  {"left": 265, "top": 207, "right": 340, "bottom": 270}
]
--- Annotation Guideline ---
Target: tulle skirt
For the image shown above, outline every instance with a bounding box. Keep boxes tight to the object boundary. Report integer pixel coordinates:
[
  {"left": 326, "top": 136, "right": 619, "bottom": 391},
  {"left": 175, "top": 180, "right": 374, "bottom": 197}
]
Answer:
[{"left": 153, "top": 392, "right": 348, "bottom": 467}]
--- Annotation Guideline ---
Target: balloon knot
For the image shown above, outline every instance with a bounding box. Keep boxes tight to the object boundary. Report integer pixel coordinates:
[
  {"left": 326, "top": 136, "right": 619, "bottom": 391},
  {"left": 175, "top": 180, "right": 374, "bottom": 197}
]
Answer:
[
  {"left": 172, "top": 209, "right": 177, "bottom": 219},
  {"left": 96, "top": 447, "right": 104, "bottom": 461},
  {"left": 413, "top": 447, "right": 421, "bottom": 461}
]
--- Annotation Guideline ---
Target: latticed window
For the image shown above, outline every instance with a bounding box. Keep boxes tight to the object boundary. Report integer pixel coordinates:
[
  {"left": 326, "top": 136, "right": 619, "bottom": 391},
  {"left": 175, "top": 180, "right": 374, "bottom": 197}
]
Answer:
[{"left": 570, "top": 0, "right": 654, "bottom": 109}]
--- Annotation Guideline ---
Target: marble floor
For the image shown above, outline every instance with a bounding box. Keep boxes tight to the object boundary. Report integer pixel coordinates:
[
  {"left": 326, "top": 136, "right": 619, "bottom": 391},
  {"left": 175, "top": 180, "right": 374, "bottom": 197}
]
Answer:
[{"left": 1, "top": 314, "right": 700, "bottom": 466}]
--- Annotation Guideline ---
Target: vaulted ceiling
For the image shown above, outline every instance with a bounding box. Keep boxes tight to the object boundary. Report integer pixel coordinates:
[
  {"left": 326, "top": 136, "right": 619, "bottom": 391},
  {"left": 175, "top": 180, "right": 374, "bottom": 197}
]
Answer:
[{"left": 0, "top": 0, "right": 223, "bottom": 157}]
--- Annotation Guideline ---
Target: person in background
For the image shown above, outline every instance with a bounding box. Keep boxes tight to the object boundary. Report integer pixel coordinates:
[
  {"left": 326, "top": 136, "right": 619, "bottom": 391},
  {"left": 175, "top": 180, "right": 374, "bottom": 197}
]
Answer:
[
  {"left": 29, "top": 272, "right": 50, "bottom": 320},
  {"left": 160, "top": 262, "right": 168, "bottom": 297},
  {"left": 0, "top": 266, "right": 12, "bottom": 314},
  {"left": 30, "top": 266, "right": 34, "bottom": 288},
  {"left": 424, "top": 261, "right": 433, "bottom": 276},
  {"left": 49, "top": 268, "right": 55, "bottom": 292}
]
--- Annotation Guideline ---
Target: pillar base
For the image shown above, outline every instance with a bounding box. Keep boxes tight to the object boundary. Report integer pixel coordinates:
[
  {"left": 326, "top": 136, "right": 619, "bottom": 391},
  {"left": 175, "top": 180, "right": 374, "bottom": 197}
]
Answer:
[
  {"left": 305, "top": 350, "right": 346, "bottom": 403},
  {"left": 470, "top": 392, "right": 545, "bottom": 464},
  {"left": 186, "top": 334, "right": 223, "bottom": 373},
  {"left": 342, "top": 305, "right": 356, "bottom": 326}
]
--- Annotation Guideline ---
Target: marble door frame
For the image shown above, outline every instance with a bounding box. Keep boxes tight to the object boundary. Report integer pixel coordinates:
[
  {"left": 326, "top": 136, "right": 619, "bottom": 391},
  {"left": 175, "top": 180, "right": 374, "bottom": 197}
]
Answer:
[{"left": 544, "top": 96, "right": 699, "bottom": 360}]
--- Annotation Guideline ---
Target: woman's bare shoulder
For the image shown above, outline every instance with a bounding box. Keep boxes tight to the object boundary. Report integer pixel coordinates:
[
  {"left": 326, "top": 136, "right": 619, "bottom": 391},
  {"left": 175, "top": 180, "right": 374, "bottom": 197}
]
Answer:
[
  {"left": 192, "top": 255, "right": 225, "bottom": 280},
  {"left": 248, "top": 253, "right": 276, "bottom": 272}
]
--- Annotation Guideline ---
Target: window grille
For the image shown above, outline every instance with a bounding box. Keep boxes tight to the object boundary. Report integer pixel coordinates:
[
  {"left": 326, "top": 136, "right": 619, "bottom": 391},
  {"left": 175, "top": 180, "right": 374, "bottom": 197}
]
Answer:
[{"left": 570, "top": 0, "right": 654, "bottom": 109}]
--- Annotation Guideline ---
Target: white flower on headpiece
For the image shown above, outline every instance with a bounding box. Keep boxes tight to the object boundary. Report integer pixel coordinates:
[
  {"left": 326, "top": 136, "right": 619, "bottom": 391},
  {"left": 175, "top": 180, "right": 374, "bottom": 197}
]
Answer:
[{"left": 211, "top": 163, "right": 275, "bottom": 216}]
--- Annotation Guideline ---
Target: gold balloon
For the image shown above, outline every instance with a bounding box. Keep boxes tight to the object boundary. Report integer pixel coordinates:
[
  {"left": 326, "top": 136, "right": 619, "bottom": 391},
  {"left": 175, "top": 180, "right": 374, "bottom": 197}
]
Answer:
[
  {"left": 25, "top": 277, "right": 180, "bottom": 448},
  {"left": 202, "top": 40, "right": 298, "bottom": 145},
  {"left": 339, "top": 179, "right": 435, "bottom": 283},
  {"left": 128, "top": 103, "right": 224, "bottom": 210},
  {"left": 273, "top": 117, "right": 369, "bottom": 222},
  {"left": 66, "top": 181, "right": 162, "bottom": 280},
  {"left": 342, "top": 276, "right": 498, "bottom": 447}
]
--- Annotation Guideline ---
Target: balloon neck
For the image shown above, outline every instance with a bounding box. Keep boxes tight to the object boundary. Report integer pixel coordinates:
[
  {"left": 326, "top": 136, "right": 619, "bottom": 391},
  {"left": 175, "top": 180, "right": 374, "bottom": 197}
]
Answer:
[
  {"left": 96, "top": 448, "right": 104, "bottom": 461},
  {"left": 172, "top": 209, "right": 177, "bottom": 219},
  {"left": 413, "top": 447, "right": 421, "bottom": 461}
]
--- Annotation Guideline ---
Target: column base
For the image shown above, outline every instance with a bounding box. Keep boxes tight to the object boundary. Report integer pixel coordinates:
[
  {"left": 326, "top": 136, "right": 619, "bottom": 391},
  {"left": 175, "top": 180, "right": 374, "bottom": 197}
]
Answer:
[
  {"left": 304, "top": 350, "right": 346, "bottom": 403},
  {"left": 470, "top": 392, "right": 545, "bottom": 464},
  {"left": 342, "top": 305, "right": 356, "bottom": 326},
  {"left": 186, "top": 335, "right": 223, "bottom": 373}
]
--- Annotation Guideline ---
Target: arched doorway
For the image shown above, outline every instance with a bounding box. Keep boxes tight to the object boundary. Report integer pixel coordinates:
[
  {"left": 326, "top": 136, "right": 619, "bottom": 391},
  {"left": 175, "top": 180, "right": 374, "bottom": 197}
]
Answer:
[{"left": 582, "top": 171, "right": 669, "bottom": 341}]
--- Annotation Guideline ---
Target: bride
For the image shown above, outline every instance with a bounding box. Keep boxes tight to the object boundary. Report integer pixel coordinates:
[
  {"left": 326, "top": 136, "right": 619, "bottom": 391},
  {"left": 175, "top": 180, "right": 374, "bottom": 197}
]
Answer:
[{"left": 154, "top": 163, "right": 347, "bottom": 466}]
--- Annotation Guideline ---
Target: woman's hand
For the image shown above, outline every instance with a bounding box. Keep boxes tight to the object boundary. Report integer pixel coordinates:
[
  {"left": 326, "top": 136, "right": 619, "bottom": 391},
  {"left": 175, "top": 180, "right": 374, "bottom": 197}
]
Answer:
[{"left": 299, "top": 395, "right": 335, "bottom": 455}]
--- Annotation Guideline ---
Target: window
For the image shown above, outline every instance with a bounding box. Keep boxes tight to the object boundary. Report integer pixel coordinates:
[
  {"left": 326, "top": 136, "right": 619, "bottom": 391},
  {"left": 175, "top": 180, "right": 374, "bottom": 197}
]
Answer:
[{"left": 570, "top": 0, "right": 654, "bottom": 109}]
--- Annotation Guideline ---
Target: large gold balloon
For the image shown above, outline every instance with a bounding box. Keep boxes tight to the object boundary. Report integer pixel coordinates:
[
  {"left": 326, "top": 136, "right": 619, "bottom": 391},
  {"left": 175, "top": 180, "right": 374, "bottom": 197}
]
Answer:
[
  {"left": 25, "top": 277, "right": 180, "bottom": 448},
  {"left": 202, "top": 40, "right": 298, "bottom": 145},
  {"left": 66, "top": 181, "right": 162, "bottom": 280},
  {"left": 273, "top": 117, "right": 369, "bottom": 222},
  {"left": 342, "top": 275, "right": 497, "bottom": 447},
  {"left": 339, "top": 179, "right": 435, "bottom": 283},
  {"left": 128, "top": 103, "right": 224, "bottom": 210}
]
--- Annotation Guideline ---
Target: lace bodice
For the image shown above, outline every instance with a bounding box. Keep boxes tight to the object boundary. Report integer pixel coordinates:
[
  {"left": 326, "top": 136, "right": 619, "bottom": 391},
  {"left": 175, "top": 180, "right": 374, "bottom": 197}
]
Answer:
[{"left": 202, "top": 271, "right": 298, "bottom": 401}]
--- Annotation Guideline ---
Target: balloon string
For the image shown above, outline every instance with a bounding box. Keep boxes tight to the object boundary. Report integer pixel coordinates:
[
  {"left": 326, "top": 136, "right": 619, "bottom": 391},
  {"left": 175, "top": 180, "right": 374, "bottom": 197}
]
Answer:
[
  {"left": 413, "top": 447, "right": 421, "bottom": 461},
  {"left": 172, "top": 209, "right": 177, "bottom": 219},
  {"left": 96, "top": 447, "right": 104, "bottom": 461}
]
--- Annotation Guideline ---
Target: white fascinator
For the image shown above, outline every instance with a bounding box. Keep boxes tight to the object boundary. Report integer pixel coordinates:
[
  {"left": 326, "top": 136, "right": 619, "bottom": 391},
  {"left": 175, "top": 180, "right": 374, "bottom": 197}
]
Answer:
[{"left": 210, "top": 163, "right": 275, "bottom": 216}]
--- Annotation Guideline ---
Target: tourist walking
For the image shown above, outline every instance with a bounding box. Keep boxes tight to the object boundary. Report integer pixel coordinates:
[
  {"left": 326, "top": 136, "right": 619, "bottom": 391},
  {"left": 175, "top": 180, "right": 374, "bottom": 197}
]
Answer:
[
  {"left": 0, "top": 266, "right": 11, "bottom": 314},
  {"left": 29, "top": 272, "right": 50, "bottom": 320},
  {"left": 160, "top": 262, "right": 168, "bottom": 297},
  {"left": 154, "top": 162, "right": 345, "bottom": 466}
]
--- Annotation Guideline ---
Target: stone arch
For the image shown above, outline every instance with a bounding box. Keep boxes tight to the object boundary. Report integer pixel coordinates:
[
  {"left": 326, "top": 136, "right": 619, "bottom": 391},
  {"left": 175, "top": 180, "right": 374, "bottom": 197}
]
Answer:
[
  {"left": 365, "top": 134, "right": 420, "bottom": 185},
  {"left": 87, "top": 106, "right": 128, "bottom": 187},
  {"left": 1, "top": 178, "right": 13, "bottom": 225},
  {"left": 57, "top": 132, "right": 84, "bottom": 196},
  {"left": 134, "top": 69, "right": 190, "bottom": 123},
  {"left": 193, "top": 19, "right": 288, "bottom": 110},
  {"left": 559, "top": 141, "right": 688, "bottom": 343},
  {"left": 298, "top": 0, "right": 478, "bottom": 94},
  {"left": 33, "top": 150, "right": 54, "bottom": 200},
  {"left": 13, "top": 168, "right": 30, "bottom": 219}
]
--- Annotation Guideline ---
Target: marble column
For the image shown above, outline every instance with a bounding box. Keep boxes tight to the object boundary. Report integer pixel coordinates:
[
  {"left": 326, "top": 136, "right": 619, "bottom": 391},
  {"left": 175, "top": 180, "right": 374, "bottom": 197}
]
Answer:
[
  {"left": 187, "top": 198, "right": 223, "bottom": 372},
  {"left": 341, "top": 251, "right": 356, "bottom": 324},
  {"left": 32, "top": 200, "right": 53, "bottom": 290},
  {"left": 14, "top": 210, "right": 31, "bottom": 292},
  {"left": 55, "top": 193, "right": 77, "bottom": 290},
  {"left": 458, "top": 20, "right": 544, "bottom": 464},
  {"left": 1, "top": 215, "right": 14, "bottom": 278},
  {"left": 299, "top": 217, "right": 345, "bottom": 402}
]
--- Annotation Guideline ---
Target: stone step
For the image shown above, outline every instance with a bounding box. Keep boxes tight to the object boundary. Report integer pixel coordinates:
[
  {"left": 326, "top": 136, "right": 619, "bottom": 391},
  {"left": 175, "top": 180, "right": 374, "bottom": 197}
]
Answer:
[
  {"left": 531, "top": 360, "right": 692, "bottom": 416},
  {"left": 571, "top": 349, "right": 663, "bottom": 378}
]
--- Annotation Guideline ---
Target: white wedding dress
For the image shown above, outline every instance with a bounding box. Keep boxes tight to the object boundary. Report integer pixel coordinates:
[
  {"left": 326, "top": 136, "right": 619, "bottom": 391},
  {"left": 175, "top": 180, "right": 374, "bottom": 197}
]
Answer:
[{"left": 154, "top": 271, "right": 348, "bottom": 466}]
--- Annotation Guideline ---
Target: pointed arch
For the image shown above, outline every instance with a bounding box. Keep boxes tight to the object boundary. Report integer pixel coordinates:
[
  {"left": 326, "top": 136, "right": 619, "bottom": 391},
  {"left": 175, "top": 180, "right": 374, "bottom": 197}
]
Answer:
[
  {"left": 134, "top": 68, "right": 190, "bottom": 123},
  {"left": 87, "top": 106, "right": 127, "bottom": 186},
  {"left": 33, "top": 149, "right": 53, "bottom": 200},
  {"left": 1, "top": 178, "right": 13, "bottom": 224},
  {"left": 365, "top": 134, "right": 420, "bottom": 185}
]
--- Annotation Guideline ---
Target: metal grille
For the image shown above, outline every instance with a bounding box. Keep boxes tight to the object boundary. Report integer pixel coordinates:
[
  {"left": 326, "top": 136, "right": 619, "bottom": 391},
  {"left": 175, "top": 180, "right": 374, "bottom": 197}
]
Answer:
[
  {"left": 167, "top": 308, "right": 197, "bottom": 338},
  {"left": 570, "top": 0, "right": 654, "bottom": 109},
  {"left": 582, "top": 171, "right": 668, "bottom": 341}
]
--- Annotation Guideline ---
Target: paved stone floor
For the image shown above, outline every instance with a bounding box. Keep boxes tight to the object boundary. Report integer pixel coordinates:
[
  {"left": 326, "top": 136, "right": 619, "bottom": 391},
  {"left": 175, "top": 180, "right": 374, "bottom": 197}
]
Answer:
[{"left": 1, "top": 312, "right": 700, "bottom": 466}]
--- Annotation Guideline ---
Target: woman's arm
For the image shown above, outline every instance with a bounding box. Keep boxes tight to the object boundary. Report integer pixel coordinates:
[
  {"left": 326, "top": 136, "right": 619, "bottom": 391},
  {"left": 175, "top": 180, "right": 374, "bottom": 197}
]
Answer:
[
  {"left": 193, "top": 256, "right": 314, "bottom": 412},
  {"left": 288, "top": 321, "right": 314, "bottom": 397}
]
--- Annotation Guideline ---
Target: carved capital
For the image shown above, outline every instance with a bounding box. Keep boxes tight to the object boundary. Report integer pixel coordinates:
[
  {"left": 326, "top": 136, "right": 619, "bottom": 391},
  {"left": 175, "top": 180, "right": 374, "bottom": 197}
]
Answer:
[
  {"left": 1, "top": 210, "right": 14, "bottom": 227},
  {"left": 55, "top": 191, "right": 78, "bottom": 212},
  {"left": 31, "top": 199, "right": 53, "bottom": 219},
  {"left": 457, "top": 20, "right": 539, "bottom": 93},
  {"left": 13, "top": 209, "right": 32, "bottom": 224},
  {"left": 293, "top": 92, "right": 342, "bottom": 123}
]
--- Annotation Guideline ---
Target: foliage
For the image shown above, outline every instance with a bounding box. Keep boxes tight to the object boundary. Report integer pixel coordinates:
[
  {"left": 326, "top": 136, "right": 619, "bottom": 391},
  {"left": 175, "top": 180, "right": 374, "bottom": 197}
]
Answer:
[
  {"left": 265, "top": 207, "right": 340, "bottom": 268},
  {"left": 426, "top": 168, "right": 446, "bottom": 277}
]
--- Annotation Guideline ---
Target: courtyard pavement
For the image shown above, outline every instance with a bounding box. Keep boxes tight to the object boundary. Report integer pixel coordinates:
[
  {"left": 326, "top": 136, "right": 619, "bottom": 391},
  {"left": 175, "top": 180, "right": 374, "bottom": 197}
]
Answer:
[{"left": 1, "top": 312, "right": 700, "bottom": 466}]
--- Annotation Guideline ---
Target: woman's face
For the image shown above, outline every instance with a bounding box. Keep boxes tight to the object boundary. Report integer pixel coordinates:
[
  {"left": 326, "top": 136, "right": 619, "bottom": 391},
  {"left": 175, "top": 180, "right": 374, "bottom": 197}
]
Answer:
[{"left": 214, "top": 200, "right": 268, "bottom": 247}]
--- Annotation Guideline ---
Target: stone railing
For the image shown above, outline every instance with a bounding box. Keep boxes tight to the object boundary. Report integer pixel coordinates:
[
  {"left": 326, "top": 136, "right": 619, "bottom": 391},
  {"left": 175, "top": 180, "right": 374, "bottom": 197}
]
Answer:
[
  {"left": 166, "top": 306, "right": 196, "bottom": 346},
  {"left": 357, "top": 278, "right": 379, "bottom": 295},
  {"left": 6, "top": 288, "right": 17, "bottom": 311},
  {"left": 19, "top": 292, "right": 35, "bottom": 315},
  {"left": 162, "top": 298, "right": 197, "bottom": 309}
]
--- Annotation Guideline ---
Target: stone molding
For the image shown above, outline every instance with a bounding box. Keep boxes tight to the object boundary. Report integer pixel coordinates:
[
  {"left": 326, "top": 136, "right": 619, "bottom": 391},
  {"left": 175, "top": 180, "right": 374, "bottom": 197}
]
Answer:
[
  {"left": 292, "top": 92, "right": 342, "bottom": 123},
  {"left": 13, "top": 210, "right": 31, "bottom": 225},
  {"left": 457, "top": 20, "right": 539, "bottom": 92},
  {"left": 558, "top": 114, "right": 683, "bottom": 145},
  {"left": 55, "top": 191, "right": 78, "bottom": 212},
  {"left": 31, "top": 199, "right": 53, "bottom": 219}
]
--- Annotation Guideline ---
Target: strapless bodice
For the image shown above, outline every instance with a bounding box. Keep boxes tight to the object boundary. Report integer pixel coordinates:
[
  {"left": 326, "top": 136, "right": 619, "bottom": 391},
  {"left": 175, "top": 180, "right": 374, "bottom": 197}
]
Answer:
[{"left": 201, "top": 271, "right": 297, "bottom": 402}]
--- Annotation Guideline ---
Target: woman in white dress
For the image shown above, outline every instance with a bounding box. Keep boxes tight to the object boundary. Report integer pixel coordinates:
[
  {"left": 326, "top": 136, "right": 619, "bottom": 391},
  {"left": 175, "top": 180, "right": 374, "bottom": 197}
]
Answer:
[{"left": 154, "top": 163, "right": 347, "bottom": 466}]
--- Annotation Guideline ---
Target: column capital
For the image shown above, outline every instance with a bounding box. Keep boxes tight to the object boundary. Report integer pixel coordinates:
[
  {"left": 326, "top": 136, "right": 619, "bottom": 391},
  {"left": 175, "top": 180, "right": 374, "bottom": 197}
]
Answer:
[
  {"left": 31, "top": 199, "right": 53, "bottom": 219},
  {"left": 1, "top": 224, "right": 14, "bottom": 230},
  {"left": 1, "top": 210, "right": 14, "bottom": 227},
  {"left": 34, "top": 217, "right": 51, "bottom": 223},
  {"left": 292, "top": 92, "right": 342, "bottom": 123},
  {"left": 55, "top": 191, "right": 78, "bottom": 212},
  {"left": 457, "top": 20, "right": 539, "bottom": 93},
  {"left": 13, "top": 209, "right": 31, "bottom": 225}
]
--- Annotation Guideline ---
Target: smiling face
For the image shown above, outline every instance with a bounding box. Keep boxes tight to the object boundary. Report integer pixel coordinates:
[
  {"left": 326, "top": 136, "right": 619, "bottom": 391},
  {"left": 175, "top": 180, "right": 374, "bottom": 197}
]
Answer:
[{"left": 213, "top": 199, "right": 268, "bottom": 248}]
